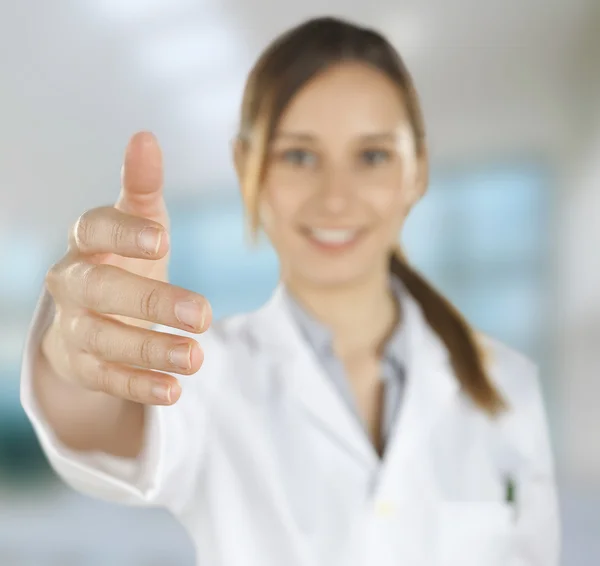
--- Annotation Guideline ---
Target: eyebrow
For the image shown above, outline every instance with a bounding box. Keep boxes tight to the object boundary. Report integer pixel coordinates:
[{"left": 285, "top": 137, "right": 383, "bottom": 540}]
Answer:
[
  {"left": 273, "top": 131, "right": 400, "bottom": 143},
  {"left": 273, "top": 132, "right": 316, "bottom": 142}
]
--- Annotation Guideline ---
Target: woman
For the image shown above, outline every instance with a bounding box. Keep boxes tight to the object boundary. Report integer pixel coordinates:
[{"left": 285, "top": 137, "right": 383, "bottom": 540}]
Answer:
[{"left": 21, "top": 16, "right": 559, "bottom": 566}]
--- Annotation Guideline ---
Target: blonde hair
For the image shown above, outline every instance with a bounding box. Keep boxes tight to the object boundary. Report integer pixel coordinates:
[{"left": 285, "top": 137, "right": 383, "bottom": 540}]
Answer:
[{"left": 236, "top": 17, "right": 506, "bottom": 415}]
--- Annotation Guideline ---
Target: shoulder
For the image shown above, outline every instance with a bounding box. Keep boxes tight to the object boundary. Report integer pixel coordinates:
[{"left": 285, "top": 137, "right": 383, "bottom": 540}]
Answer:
[
  {"left": 153, "top": 309, "right": 263, "bottom": 383},
  {"left": 150, "top": 310, "right": 268, "bottom": 403},
  {"left": 477, "top": 334, "right": 550, "bottom": 439},
  {"left": 199, "top": 309, "right": 274, "bottom": 379},
  {"left": 478, "top": 333, "right": 541, "bottom": 408},
  {"left": 206, "top": 310, "right": 263, "bottom": 351},
  {"left": 481, "top": 333, "right": 538, "bottom": 381},
  {"left": 476, "top": 333, "right": 556, "bottom": 474}
]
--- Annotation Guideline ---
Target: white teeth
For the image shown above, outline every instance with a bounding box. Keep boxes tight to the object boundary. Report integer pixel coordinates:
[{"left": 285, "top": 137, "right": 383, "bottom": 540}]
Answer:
[{"left": 308, "top": 228, "right": 358, "bottom": 244}]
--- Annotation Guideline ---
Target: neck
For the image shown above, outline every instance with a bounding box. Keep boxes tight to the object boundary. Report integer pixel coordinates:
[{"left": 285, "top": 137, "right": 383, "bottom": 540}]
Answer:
[{"left": 284, "top": 270, "right": 400, "bottom": 358}]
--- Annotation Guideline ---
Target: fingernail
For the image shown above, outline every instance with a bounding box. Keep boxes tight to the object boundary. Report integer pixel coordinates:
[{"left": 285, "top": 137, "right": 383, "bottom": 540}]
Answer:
[
  {"left": 169, "top": 344, "right": 191, "bottom": 369},
  {"left": 138, "top": 228, "right": 161, "bottom": 254},
  {"left": 175, "top": 301, "right": 205, "bottom": 329},
  {"left": 152, "top": 383, "right": 171, "bottom": 403}
]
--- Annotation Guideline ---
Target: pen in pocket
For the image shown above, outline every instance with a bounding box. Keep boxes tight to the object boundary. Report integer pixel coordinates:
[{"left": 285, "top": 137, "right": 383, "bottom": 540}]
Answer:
[{"left": 505, "top": 476, "right": 518, "bottom": 521}]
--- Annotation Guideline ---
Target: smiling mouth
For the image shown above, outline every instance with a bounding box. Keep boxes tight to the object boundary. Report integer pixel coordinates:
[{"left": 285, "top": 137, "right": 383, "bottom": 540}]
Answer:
[{"left": 301, "top": 227, "right": 365, "bottom": 250}]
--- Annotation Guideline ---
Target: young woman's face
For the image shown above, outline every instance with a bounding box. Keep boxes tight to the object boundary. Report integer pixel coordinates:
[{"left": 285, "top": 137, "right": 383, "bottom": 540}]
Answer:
[{"left": 255, "top": 62, "right": 425, "bottom": 288}]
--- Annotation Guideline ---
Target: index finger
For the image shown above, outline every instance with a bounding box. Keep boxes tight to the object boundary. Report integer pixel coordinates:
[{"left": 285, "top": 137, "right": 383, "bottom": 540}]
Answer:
[
  {"left": 68, "top": 206, "right": 169, "bottom": 259},
  {"left": 67, "top": 262, "right": 212, "bottom": 333}
]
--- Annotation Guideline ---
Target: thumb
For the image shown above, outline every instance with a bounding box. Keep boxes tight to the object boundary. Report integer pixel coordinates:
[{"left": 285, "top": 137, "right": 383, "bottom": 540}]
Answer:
[{"left": 115, "top": 131, "right": 167, "bottom": 222}]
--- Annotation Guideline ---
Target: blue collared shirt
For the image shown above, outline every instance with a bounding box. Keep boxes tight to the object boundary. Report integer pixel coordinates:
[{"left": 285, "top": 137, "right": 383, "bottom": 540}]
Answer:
[{"left": 283, "top": 278, "right": 407, "bottom": 448}]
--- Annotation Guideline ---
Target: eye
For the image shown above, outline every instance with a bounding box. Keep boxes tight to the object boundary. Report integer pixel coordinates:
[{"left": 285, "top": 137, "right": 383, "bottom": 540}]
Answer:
[
  {"left": 280, "top": 148, "right": 318, "bottom": 167},
  {"left": 360, "top": 149, "right": 392, "bottom": 166}
]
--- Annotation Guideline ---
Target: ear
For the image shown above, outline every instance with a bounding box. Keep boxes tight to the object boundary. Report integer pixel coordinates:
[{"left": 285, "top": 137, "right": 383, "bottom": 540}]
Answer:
[
  {"left": 232, "top": 138, "right": 247, "bottom": 186},
  {"left": 416, "top": 146, "right": 429, "bottom": 195},
  {"left": 408, "top": 146, "right": 429, "bottom": 208}
]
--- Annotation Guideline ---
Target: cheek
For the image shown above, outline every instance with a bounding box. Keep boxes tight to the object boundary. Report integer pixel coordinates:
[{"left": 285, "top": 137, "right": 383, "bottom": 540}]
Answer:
[
  {"left": 363, "top": 160, "right": 419, "bottom": 231},
  {"left": 259, "top": 180, "right": 308, "bottom": 239},
  {"left": 360, "top": 182, "right": 409, "bottom": 233}
]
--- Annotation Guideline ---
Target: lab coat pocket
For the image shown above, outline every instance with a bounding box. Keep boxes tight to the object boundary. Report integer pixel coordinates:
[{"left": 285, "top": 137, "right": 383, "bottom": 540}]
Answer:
[{"left": 437, "top": 501, "right": 514, "bottom": 566}]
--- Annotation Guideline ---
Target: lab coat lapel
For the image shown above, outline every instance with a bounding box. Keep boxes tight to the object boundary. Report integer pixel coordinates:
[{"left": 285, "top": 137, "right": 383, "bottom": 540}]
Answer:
[
  {"left": 251, "top": 286, "right": 378, "bottom": 469},
  {"left": 358, "top": 291, "right": 460, "bottom": 564},
  {"left": 249, "top": 283, "right": 460, "bottom": 475},
  {"left": 375, "top": 288, "right": 459, "bottom": 498}
]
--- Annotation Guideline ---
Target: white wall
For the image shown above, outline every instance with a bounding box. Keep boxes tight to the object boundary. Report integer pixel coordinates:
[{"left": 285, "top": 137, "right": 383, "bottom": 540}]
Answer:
[{"left": 558, "top": 11, "right": 600, "bottom": 487}]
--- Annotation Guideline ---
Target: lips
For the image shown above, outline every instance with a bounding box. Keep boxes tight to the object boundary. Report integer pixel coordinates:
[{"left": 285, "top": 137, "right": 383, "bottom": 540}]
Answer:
[{"left": 300, "top": 226, "right": 366, "bottom": 252}]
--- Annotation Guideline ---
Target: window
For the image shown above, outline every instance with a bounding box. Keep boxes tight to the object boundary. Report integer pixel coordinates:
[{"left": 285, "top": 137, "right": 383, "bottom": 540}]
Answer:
[
  {"left": 168, "top": 162, "right": 551, "bottom": 361},
  {"left": 168, "top": 195, "right": 279, "bottom": 319},
  {"left": 403, "top": 162, "right": 551, "bottom": 361}
]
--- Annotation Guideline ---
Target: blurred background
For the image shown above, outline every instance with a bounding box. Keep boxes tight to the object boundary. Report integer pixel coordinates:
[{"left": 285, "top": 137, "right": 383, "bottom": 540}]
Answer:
[{"left": 0, "top": 0, "right": 599, "bottom": 564}]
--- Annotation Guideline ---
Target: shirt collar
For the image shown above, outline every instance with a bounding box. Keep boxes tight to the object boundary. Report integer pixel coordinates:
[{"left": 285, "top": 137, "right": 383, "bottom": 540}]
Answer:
[{"left": 283, "top": 276, "right": 408, "bottom": 376}]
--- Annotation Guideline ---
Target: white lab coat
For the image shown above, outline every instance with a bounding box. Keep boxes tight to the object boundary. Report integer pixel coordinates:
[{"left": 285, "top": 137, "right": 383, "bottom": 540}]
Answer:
[{"left": 21, "top": 282, "right": 560, "bottom": 566}]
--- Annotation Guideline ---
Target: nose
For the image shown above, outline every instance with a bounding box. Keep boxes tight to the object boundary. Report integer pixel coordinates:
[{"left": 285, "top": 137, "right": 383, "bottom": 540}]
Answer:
[{"left": 319, "top": 168, "right": 351, "bottom": 214}]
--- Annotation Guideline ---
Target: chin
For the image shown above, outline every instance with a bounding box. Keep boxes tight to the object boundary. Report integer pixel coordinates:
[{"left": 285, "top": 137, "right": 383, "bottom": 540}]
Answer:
[{"left": 294, "top": 257, "right": 380, "bottom": 289}]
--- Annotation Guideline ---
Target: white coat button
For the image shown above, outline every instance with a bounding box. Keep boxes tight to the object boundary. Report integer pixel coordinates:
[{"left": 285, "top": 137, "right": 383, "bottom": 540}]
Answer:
[{"left": 374, "top": 500, "right": 396, "bottom": 518}]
